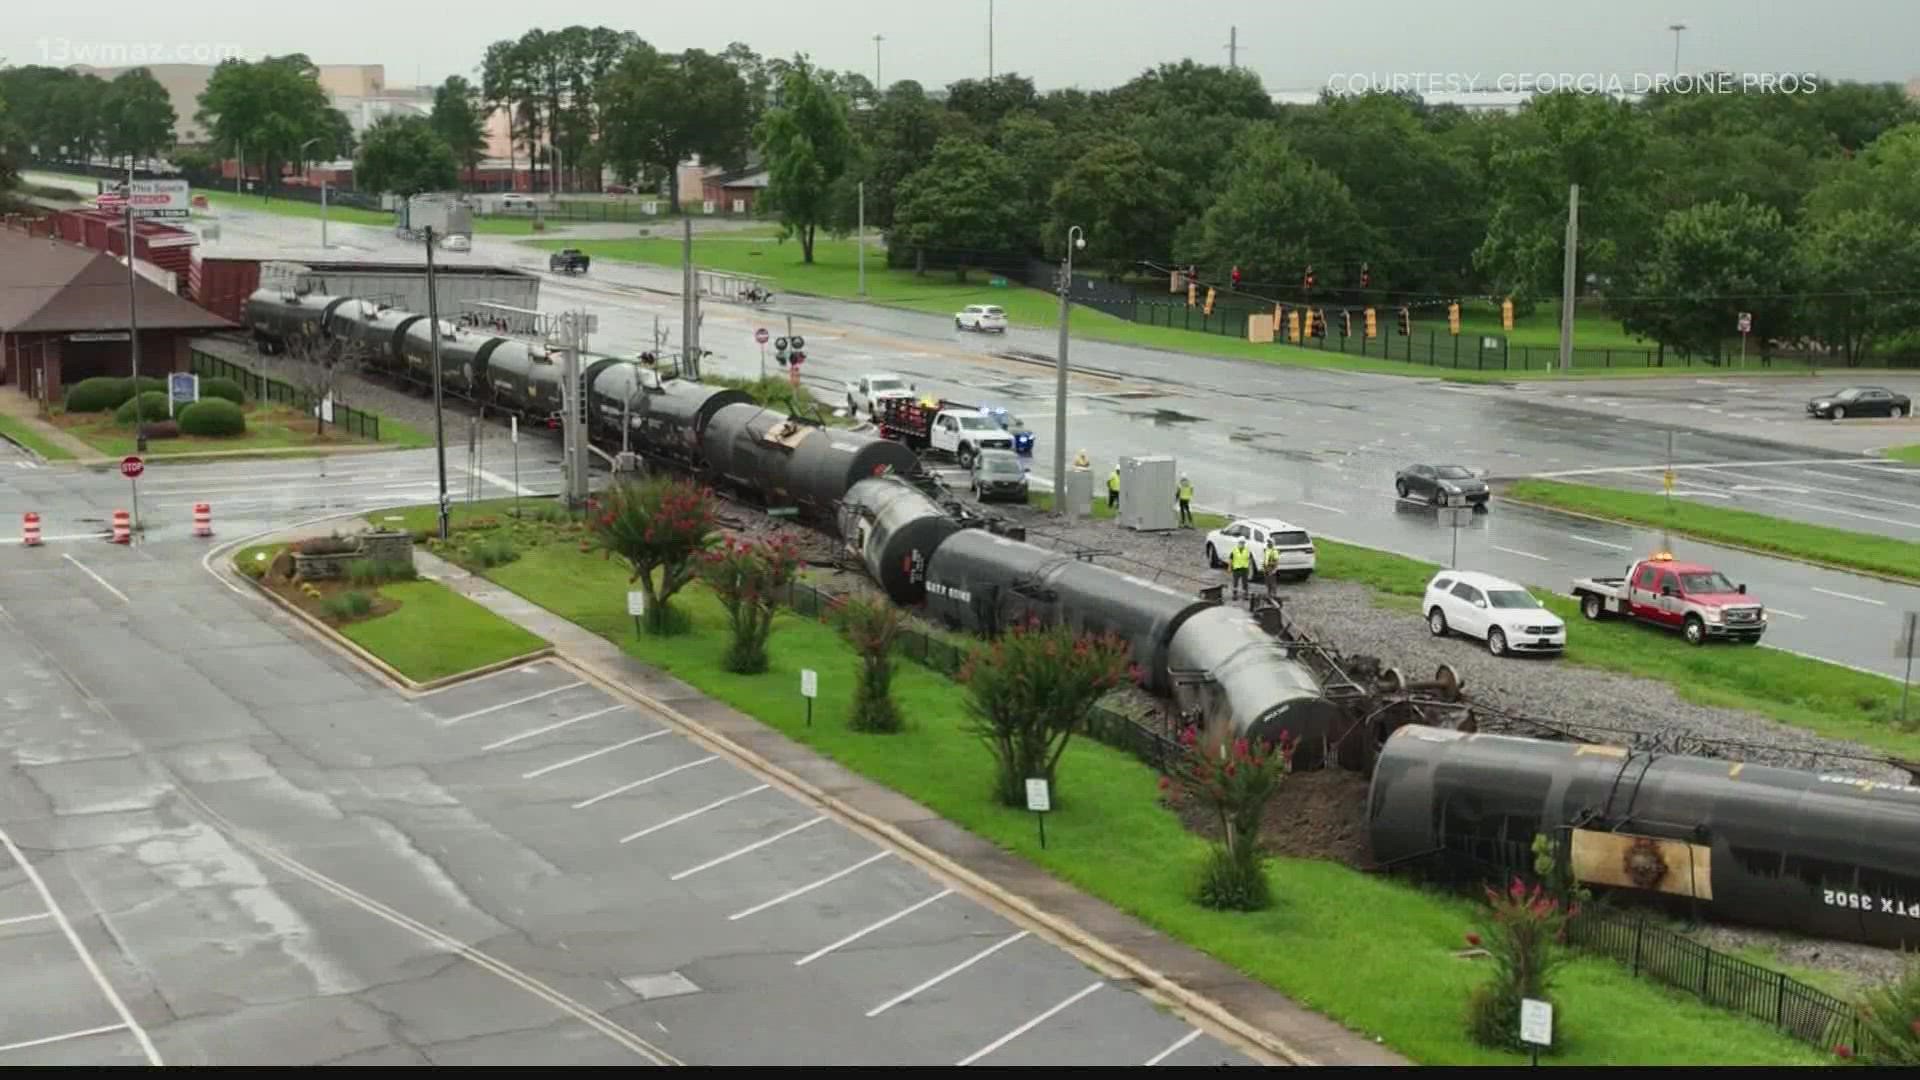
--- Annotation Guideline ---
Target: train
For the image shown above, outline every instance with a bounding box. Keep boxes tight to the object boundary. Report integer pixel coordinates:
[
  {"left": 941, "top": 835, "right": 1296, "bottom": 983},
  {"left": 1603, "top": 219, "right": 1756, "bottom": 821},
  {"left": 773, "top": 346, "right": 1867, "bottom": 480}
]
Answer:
[{"left": 246, "top": 285, "right": 1918, "bottom": 952}]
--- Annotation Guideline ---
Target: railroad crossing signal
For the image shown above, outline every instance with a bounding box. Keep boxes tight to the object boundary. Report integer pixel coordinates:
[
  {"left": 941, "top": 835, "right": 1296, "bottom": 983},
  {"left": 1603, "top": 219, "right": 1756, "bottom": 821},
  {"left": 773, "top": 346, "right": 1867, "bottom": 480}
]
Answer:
[
  {"left": 1447, "top": 303, "right": 1462, "bottom": 335},
  {"left": 1365, "top": 307, "right": 1377, "bottom": 338},
  {"left": 1502, "top": 298, "right": 1514, "bottom": 331},
  {"left": 774, "top": 335, "right": 789, "bottom": 365},
  {"left": 1397, "top": 306, "right": 1411, "bottom": 336}
]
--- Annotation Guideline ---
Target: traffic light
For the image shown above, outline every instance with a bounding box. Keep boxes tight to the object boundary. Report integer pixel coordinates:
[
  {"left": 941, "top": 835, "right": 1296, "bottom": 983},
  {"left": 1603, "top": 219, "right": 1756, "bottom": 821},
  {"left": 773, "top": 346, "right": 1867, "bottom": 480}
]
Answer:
[
  {"left": 774, "top": 335, "right": 790, "bottom": 366},
  {"left": 1397, "top": 306, "right": 1411, "bottom": 336},
  {"left": 1341, "top": 309, "right": 1352, "bottom": 338},
  {"left": 1303, "top": 265, "right": 1315, "bottom": 290},
  {"left": 1312, "top": 308, "right": 1327, "bottom": 338},
  {"left": 1501, "top": 298, "right": 1514, "bottom": 331},
  {"left": 789, "top": 334, "right": 805, "bottom": 367},
  {"left": 1360, "top": 263, "right": 1371, "bottom": 289},
  {"left": 1365, "top": 307, "right": 1377, "bottom": 338},
  {"left": 1447, "top": 302, "right": 1461, "bottom": 336},
  {"left": 1187, "top": 280, "right": 1197, "bottom": 307},
  {"left": 1287, "top": 310, "right": 1301, "bottom": 343},
  {"left": 1231, "top": 265, "right": 1241, "bottom": 288},
  {"left": 1203, "top": 287, "right": 1216, "bottom": 315}
]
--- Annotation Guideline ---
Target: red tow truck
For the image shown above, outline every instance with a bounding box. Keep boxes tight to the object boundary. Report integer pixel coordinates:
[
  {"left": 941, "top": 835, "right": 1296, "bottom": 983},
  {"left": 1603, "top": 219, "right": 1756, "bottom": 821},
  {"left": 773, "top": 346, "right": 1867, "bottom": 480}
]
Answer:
[{"left": 1570, "top": 551, "right": 1767, "bottom": 646}]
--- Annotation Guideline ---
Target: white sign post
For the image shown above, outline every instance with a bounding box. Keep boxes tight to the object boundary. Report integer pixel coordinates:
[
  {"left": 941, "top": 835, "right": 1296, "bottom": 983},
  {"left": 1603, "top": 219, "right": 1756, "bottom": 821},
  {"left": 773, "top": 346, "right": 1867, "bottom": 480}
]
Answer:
[
  {"left": 1737, "top": 311, "right": 1752, "bottom": 368},
  {"left": 510, "top": 414, "right": 520, "bottom": 520},
  {"left": 1520, "top": 998, "right": 1553, "bottom": 1065},
  {"left": 1439, "top": 495, "right": 1474, "bottom": 568},
  {"left": 627, "top": 589, "right": 647, "bottom": 635},
  {"left": 800, "top": 668, "right": 818, "bottom": 727},
  {"left": 1025, "top": 778, "right": 1052, "bottom": 849}
]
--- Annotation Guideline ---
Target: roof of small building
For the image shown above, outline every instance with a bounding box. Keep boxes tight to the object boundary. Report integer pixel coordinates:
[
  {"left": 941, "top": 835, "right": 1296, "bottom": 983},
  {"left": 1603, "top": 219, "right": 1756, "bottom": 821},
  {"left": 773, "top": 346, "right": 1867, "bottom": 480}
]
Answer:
[{"left": 0, "top": 229, "right": 238, "bottom": 334}]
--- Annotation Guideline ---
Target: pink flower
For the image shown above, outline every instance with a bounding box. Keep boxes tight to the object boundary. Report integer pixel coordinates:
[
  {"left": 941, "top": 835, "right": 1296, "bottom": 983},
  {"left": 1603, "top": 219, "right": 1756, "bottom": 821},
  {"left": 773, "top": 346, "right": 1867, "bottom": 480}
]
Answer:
[
  {"left": 1465, "top": 933, "right": 1481, "bottom": 947},
  {"left": 1832, "top": 1044, "right": 1853, "bottom": 1059}
]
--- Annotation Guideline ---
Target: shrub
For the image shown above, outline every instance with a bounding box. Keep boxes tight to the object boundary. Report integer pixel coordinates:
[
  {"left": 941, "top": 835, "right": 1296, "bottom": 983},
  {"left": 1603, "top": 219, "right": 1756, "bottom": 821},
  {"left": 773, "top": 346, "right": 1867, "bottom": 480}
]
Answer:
[
  {"left": 1464, "top": 877, "right": 1578, "bottom": 1054},
  {"left": 1849, "top": 954, "right": 1920, "bottom": 1065},
  {"left": 345, "top": 557, "right": 419, "bottom": 585},
  {"left": 696, "top": 533, "right": 802, "bottom": 674},
  {"left": 321, "top": 590, "right": 373, "bottom": 620},
  {"left": 463, "top": 536, "right": 518, "bottom": 568},
  {"left": 199, "top": 376, "right": 245, "bottom": 404},
  {"left": 1162, "top": 722, "right": 1296, "bottom": 911},
  {"left": 957, "top": 617, "right": 1134, "bottom": 808},
  {"left": 113, "top": 390, "right": 174, "bottom": 426},
  {"left": 589, "top": 476, "right": 719, "bottom": 635},
  {"left": 833, "top": 593, "right": 909, "bottom": 733},
  {"left": 64, "top": 377, "right": 130, "bottom": 413},
  {"left": 178, "top": 398, "right": 247, "bottom": 436}
]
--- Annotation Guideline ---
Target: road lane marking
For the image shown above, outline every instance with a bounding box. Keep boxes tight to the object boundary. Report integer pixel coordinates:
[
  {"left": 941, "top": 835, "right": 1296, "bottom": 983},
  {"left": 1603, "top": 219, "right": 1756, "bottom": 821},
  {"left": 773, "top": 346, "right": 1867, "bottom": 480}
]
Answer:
[
  {"left": 0, "top": 829, "right": 160, "bottom": 1066},
  {"left": 1297, "top": 501, "right": 1346, "bottom": 514},
  {"left": 475, "top": 465, "right": 538, "bottom": 496},
  {"left": 482, "top": 704, "right": 627, "bottom": 751},
  {"left": 1767, "top": 608, "right": 1807, "bottom": 620},
  {"left": 669, "top": 816, "right": 828, "bottom": 881},
  {"left": 0, "top": 911, "right": 52, "bottom": 928},
  {"left": 1492, "top": 545, "right": 1551, "bottom": 561},
  {"left": 61, "top": 554, "right": 129, "bottom": 605},
  {"left": 796, "top": 889, "right": 953, "bottom": 967},
  {"left": 728, "top": 851, "right": 892, "bottom": 921},
  {"left": 956, "top": 980, "right": 1104, "bottom": 1065},
  {"left": 1527, "top": 457, "right": 1876, "bottom": 479},
  {"left": 573, "top": 756, "right": 718, "bottom": 808},
  {"left": 1144, "top": 1029, "right": 1204, "bottom": 1066},
  {"left": 618, "top": 784, "right": 769, "bottom": 843},
  {"left": 866, "top": 930, "right": 1031, "bottom": 1017},
  {"left": 0, "top": 1023, "right": 131, "bottom": 1057},
  {"left": 1568, "top": 534, "right": 1632, "bottom": 551},
  {"left": 441, "top": 681, "right": 584, "bottom": 726},
  {"left": 523, "top": 731, "right": 670, "bottom": 779},
  {"left": 1811, "top": 587, "right": 1886, "bottom": 607},
  {"left": 0, "top": 532, "right": 111, "bottom": 546}
]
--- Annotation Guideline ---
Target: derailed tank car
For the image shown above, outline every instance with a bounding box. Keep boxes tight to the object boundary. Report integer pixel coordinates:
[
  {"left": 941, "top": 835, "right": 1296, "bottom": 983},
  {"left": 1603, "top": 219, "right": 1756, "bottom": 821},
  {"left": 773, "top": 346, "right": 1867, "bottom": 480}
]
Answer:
[
  {"left": 1166, "top": 605, "right": 1347, "bottom": 769},
  {"left": 244, "top": 290, "right": 348, "bottom": 353},
  {"left": 594, "top": 369, "right": 752, "bottom": 471},
  {"left": 1367, "top": 725, "right": 1920, "bottom": 950},
  {"left": 837, "top": 476, "right": 962, "bottom": 605}
]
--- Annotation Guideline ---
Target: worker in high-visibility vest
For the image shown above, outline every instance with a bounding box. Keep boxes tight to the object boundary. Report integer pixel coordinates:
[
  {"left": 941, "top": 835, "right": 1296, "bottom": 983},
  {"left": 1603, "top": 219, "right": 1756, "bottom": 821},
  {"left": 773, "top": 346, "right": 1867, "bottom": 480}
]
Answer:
[
  {"left": 1176, "top": 474, "right": 1194, "bottom": 527},
  {"left": 1263, "top": 545, "right": 1281, "bottom": 599},
  {"left": 1229, "top": 538, "right": 1252, "bottom": 599},
  {"left": 1107, "top": 467, "right": 1121, "bottom": 510}
]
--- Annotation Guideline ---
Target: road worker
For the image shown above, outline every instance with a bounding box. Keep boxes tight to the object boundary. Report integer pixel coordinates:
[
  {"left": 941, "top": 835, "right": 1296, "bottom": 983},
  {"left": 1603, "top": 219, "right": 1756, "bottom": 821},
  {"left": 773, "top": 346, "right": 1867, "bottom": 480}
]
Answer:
[
  {"left": 1107, "top": 467, "right": 1121, "bottom": 510},
  {"left": 1176, "top": 474, "right": 1194, "bottom": 527},
  {"left": 1229, "top": 537, "right": 1252, "bottom": 599},
  {"left": 1263, "top": 544, "right": 1281, "bottom": 599}
]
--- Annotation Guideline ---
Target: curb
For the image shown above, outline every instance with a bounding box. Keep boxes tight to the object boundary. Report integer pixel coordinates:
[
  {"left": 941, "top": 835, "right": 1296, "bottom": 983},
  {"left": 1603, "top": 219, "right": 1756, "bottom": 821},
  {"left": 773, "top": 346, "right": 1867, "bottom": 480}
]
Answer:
[{"left": 1493, "top": 488, "right": 1920, "bottom": 589}]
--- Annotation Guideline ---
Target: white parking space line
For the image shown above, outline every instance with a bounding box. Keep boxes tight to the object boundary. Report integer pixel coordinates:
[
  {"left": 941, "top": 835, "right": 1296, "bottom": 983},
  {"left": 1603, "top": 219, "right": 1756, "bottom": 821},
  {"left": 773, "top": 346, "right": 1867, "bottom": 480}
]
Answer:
[
  {"left": 0, "top": 1023, "right": 131, "bottom": 1057},
  {"left": 1298, "top": 501, "right": 1346, "bottom": 514},
  {"left": 795, "top": 889, "right": 953, "bottom": 967},
  {"left": 866, "top": 930, "right": 1030, "bottom": 1017},
  {"left": 61, "top": 554, "right": 129, "bottom": 605},
  {"left": 573, "top": 756, "right": 718, "bottom": 809},
  {"left": 1811, "top": 587, "right": 1886, "bottom": 607},
  {"left": 728, "top": 851, "right": 892, "bottom": 921},
  {"left": 415, "top": 660, "right": 560, "bottom": 697},
  {"left": 956, "top": 981, "right": 1104, "bottom": 1066},
  {"left": 1569, "top": 534, "right": 1632, "bottom": 551},
  {"left": 669, "top": 816, "right": 829, "bottom": 881},
  {"left": 522, "top": 731, "right": 670, "bottom": 779},
  {"left": 481, "top": 704, "right": 628, "bottom": 751},
  {"left": 618, "top": 785, "right": 770, "bottom": 843},
  {"left": 441, "top": 682, "right": 584, "bottom": 726},
  {"left": 1768, "top": 608, "right": 1808, "bottom": 620},
  {"left": 0, "top": 911, "right": 52, "bottom": 928},
  {"left": 0, "top": 532, "right": 109, "bottom": 547},
  {"left": 1144, "top": 1028, "right": 1204, "bottom": 1066},
  {"left": 1491, "top": 545, "right": 1550, "bottom": 562}
]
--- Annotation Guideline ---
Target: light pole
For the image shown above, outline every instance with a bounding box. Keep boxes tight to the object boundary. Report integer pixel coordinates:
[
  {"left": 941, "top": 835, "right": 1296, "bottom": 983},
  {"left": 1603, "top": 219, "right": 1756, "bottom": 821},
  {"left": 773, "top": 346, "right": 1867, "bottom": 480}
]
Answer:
[
  {"left": 1668, "top": 22, "right": 1687, "bottom": 79},
  {"left": 299, "top": 137, "right": 328, "bottom": 248},
  {"left": 123, "top": 161, "right": 146, "bottom": 452},
  {"left": 539, "top": 140, "right": 564, "bottom": 196},
  {"left": 1052, "top": 225, "right": 1085, "bottom": 518},
  {"left": 873, "top": 33, "right": 884, "bottom": 92}
]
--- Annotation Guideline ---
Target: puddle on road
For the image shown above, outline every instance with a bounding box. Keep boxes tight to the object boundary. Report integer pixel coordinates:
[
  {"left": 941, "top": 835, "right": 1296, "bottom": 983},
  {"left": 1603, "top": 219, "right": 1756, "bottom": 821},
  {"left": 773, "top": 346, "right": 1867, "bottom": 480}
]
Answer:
[{"left": 1123, "top": 408, "right": 1207, "bottom": 427}]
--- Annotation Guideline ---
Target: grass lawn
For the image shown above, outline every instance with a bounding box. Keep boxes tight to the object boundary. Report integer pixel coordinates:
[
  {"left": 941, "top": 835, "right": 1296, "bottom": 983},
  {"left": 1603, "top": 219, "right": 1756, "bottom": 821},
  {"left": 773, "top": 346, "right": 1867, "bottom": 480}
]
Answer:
[
  {"left": 1503, "top": 479, "right": 1920, "bottom": 583},
  {"left": 386, "top": 507, "right": 1824, "bottom": 1065},
  {"left": 0, "top": 412, "right": 77, "bottom": 460},
  {"left": 1310, "top": 536, "right": 1920, "bottom": 760},
  {"left": 51, "top": 401, "right": 395, "bottom": 458},
  {"left": 1881, "top": 444, "right": 1920, "bottom": 463},
  {"left": 192, "top": 188, "right": 563, "bottom": 236}
]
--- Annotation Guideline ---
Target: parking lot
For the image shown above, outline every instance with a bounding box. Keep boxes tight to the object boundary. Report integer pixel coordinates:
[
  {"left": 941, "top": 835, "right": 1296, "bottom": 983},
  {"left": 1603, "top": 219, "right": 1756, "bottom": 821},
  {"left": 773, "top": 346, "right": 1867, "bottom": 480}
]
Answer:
[{"left": 411, "top": 660, "right": 1260, "bottom": 1067}]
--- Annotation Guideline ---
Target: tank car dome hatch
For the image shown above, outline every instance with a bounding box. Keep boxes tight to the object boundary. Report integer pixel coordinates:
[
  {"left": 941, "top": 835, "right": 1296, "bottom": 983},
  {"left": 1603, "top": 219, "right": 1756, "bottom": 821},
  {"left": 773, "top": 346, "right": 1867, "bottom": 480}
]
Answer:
[
  {"left": 1166, "top": 605, "right": 1344, "bottom": 770},
  {"left": 1366, "top": 725, "right": 1920, "bottom": 950},
  {"left": 839, "top": 476, "right": 962, "bottom": 605},
  {"left": 701, "top": 404, "right": 814, "bottom": 509},
  {"left": 788, "top": 431, "right": 923, "bottom": 520}
]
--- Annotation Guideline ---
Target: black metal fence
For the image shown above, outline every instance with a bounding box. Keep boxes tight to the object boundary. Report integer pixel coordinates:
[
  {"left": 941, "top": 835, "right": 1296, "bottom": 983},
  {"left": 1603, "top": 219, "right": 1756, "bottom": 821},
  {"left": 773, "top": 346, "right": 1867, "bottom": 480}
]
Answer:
[{"left": 189, "top": 350, "right": 383, "bottom": 441}]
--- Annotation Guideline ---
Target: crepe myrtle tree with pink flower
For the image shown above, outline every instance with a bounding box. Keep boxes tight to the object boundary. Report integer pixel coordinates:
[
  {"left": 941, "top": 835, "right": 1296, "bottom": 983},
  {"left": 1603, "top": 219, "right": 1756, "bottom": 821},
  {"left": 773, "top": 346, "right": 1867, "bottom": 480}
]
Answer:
[
  {"left": 696, "top": 531, "right": 803, "bottom": 674},
  {"left": 588, "top": 476, "right": 719, "bottom": 635},
  {"left": 1159, "top": 721, "right": 1296, "bottom": 911},
  {"left": 1464, "top": 877, "right": 1578, "bottom": 1054}
]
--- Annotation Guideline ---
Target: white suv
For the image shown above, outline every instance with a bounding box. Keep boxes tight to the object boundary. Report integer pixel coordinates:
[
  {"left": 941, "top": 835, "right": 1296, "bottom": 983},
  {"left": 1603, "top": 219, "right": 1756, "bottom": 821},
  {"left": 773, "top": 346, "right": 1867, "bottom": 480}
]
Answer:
[
  {"left": 1203, "top": 518, "right": 1316, "bottom": 581},
  {"left": 1423, "top": 569, "right": 1566, "bottom": 657},
  {"left": 955, "top": 304, "right": 1008, "bottom": 332}
]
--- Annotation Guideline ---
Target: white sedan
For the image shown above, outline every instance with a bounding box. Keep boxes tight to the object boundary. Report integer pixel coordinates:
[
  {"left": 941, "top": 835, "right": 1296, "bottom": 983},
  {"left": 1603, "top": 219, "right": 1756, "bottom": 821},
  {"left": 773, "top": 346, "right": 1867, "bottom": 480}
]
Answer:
[
  {"left": 955, "top": 304, "right": 1008, "bottom": 332},
  {"left": 1422, "top": 569, "right": 1566, "bottom": 657}
]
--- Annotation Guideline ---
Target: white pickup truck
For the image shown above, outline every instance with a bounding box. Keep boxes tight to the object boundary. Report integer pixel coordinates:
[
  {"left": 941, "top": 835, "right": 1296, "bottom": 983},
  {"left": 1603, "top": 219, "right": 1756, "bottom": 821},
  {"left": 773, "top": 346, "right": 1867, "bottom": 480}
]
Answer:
[{"left": 844, "top": 372, "right": 916, "bottom": 420}]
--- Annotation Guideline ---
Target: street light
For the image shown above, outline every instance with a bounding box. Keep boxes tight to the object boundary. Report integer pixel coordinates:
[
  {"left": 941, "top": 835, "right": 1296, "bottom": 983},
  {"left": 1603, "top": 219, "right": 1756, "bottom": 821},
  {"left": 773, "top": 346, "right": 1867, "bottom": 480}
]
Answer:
[
  {"left": 299, "top": 137, "right": 329, "bottom": 248},
  {"left": 1668, "top": 22, "right": 1687, "bottom": 79},
  {"left": 1052, "top": 225, "right": 1085, "bottom": 518}
]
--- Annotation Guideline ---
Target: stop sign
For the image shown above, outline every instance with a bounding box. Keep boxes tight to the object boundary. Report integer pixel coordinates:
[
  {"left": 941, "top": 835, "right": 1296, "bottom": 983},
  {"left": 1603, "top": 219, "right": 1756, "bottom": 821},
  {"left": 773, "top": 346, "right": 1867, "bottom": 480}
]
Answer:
[
  {"left": 754, "top": 327, "right": 770, "bottom": 344},
  {"left": 120, "top": 455, "right": 144, "bottom": 479}
]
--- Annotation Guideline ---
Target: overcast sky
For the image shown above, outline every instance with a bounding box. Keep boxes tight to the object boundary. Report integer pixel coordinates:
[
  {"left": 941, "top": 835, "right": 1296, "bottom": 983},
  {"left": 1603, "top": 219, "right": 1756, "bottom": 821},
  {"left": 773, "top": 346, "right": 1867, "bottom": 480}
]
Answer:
[{"left": 4, "top": 0, "right": 1914, "bottom": 93}]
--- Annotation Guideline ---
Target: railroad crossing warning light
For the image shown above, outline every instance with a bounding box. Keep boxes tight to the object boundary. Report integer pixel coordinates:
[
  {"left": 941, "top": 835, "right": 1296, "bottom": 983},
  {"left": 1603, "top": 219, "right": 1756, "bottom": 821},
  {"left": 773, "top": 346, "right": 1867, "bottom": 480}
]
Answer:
[
  {"left": 1447, "top": 302, "right": 1461, "bottom": 335},
  {"left": 1287, "top": 310, "right": 1301, "bottom": 343},
  {"left": 1502, "top": 297, "right": 1515, "bottom": 330},
  {"left": 1187, "top": 281, "right": 1197, "bottom": 307},
  {"left": 774, "top": 335, "right": 789, "bottom": 365},
  {"left": 1365, "top": 307, "right": 1378, "bottom": 338},
  {"left": 1397, "top": 306, "right": 1411, "bottom": 336},
  {"left": 1203, "top": 287, "right": 1216, "bottom": 315}
]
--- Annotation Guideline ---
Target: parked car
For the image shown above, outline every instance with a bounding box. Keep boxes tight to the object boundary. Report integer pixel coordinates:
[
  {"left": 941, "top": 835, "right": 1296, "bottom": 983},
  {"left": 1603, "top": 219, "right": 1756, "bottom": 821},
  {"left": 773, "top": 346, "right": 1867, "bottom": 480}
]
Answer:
[
  {"left": 845, "top": 372, "right": 916, "bottom": 419},
  {"left": 1806, "top": 386, "right": 1910, "bottom": 420},
  {"left": 969, "top": 448, "right": 1030, "bottom": 502},
  {"left": 439, "top": 233, "right": 470, "bottom": 252},
  {"left": 1395, "top": 463, "right": 1489, "bottom": 508},
  {"left": 1202, "top": 517, "right": 1316, "bottom": 581},
  {"left": 955, "top": 304, "right": 1008, "bottom": 332},
  {"left": 499, "top": 194, "right": 539, "bottom": 212},
  {"left": 1422, "top": 570, "right": 1566, "bottom": 657},
  {"left": 549, "top": 248, "right": 590, "bottom": 274}
]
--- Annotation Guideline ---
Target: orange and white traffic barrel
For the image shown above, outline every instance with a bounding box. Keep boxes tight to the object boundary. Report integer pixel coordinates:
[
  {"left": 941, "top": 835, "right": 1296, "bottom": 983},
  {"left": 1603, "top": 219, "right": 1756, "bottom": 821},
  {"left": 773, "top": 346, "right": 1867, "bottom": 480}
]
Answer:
[
  {"left": 22, "top": 512, "right": 40, "bottom": 547},
  {"left": 193, "top": 503, "right": 212, "bottom": 538},
  {"left": 111, "top": 510, "right": 130, "bottom": 544}
]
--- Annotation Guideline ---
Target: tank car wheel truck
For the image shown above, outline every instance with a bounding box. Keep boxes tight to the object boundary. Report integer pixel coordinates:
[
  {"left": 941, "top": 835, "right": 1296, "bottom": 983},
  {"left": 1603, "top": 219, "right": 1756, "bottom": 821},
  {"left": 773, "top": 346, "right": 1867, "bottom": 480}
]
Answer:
[{"left": 1570, "top": 551, "right": 1767, "bottom": 646}]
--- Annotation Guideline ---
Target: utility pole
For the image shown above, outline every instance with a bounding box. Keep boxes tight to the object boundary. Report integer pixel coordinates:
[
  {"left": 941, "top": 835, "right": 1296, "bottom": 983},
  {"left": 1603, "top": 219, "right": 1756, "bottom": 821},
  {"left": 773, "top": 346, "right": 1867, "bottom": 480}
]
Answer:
[
  {"left": 1054, "top": 226, "right": 1084, "bottom": 519},
  {"left": 873, "top": 33, "right": 884, "bottom": 91},
  {"left": 425, "top": 225, "right": 449, "bottom": 540},
  {"left": 857, "top": 181, "right": 866, "bottom": 297},
  {"left": 987, "top": 0, "right": 994, "bottom": 85},
  {"left": 561, "top": 310, "right": 592, "bottom": 509},
  {"left": 681, "top": 217, "right": 697, "bottom": 379},
  {"left": 1668, "top": 22, "right": 1687, "bottom": 79},
  {"left": 1226, "top": 26, "right": 1239, "bottom": 69},
  {"left": 1557, "top": 183, "right": 1580, "bottom": 374}
]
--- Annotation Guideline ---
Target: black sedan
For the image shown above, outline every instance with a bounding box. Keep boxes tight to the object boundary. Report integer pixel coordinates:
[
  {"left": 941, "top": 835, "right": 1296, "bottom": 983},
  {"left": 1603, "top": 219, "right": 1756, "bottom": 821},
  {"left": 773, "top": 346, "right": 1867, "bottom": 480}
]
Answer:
[
  {"left": 969, "top": 448, "right": 1030, "bottom": 503},
  {"left": 1806, "top": 387, "right": 1909, "bottom": 420},
  {"left": 1395, "top": 463, "right": 1489, "bottom": 507}
]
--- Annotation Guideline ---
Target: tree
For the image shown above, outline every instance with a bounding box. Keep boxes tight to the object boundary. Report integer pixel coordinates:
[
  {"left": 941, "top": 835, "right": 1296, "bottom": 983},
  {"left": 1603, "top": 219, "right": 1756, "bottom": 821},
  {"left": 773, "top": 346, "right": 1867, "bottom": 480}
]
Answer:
[
  {"left": 840, "top": 80, "right": 960, "bottom": 231},
  {"left": 600, "top": 44, "right": 752, "bottom": 211},
  {"left": 889, "top": 136, "right": 1026, "bottom": 280},
  {"left": 102, "top": 69, "right": 176, "bottom": 171},
  {"left": 354, "top": 115, "right": 459, "bottom": 198},
  {"left": 942, "top": 73, "right": 1036, "bottom": 130},
  {"left": 1613, "top": 195, "right": 1796, "bottom": 362},
  {"left": 195, "top": 55, "right": 342, "bottom": 199},
  {"left": 830, "top": 593, "right": 909, "bottom": 733},
  {"left": 430, "top": 76, "right": 489, "bottom": 184},
  {"left": 588, "top": 476, "right": 719, "bottom": 634},
  {"left": 1173, "top": 123, "right": 1370, "bottom": 287},
  {"left": 956, "top": 617, "right": 1133, "bottom": 808},
  {"left": 1160, "top": 720, "right": 1295, "bottom": 912},
  {"left": 695, "top": 533, "right": 802, "bottom": 674},
  {"left": 0, "top": 83, "right": 20, "bottom": 196},
  {"left": 1464, "top": 877, "right": 1578, "bottom": 1054},
  {"left": 1045, "top": 137, "right": 1183, "bottom": 274},
  {"left": 756, "top": 57, "right": 855, "bottom": 263},
  {"left": 277, "top": 322, "right": 369, "bottom": 436},
  {"left": 1793, "top": 207, "right": 1920, "bottom": 365}
]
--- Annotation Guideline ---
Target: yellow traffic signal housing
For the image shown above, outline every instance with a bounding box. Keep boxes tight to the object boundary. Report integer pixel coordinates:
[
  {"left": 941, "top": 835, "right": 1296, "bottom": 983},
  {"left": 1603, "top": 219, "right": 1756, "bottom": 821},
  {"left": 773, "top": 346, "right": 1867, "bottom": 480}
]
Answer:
[
  {"left": 1365, "top": 307, "right": 1378, "bottom": 338},
  {"left": 1447, "top": 302, "right": 1461, "bottom": 335},
  {"left": 1501, "top": 298, "right": 1514, "bottom": 330},
  {"left": 1287, "top": 311, "right": 1300, "bottom": 343},
  {"left": 1204, "top": 287, "right": 1216, "bottom": 315},
  {"left": 1187, "top": 281, "right": 1197, "bottom": 307}
]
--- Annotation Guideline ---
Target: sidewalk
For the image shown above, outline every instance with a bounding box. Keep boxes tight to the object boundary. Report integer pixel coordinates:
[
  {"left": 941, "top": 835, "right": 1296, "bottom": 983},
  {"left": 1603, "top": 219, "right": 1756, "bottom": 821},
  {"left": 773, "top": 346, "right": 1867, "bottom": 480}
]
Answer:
[{"left": 411, "top": 548, "right": 1410, "bottom": 1067}]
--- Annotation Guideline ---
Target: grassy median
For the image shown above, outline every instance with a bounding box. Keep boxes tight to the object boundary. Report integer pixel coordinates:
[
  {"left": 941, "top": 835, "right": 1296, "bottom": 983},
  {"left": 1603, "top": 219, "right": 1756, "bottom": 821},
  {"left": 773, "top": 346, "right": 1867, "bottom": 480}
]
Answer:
[
  {"left": 0, "top": 412, "right": 76, "bottom": 460},
  {"left": 391, "top": 507, "right": 1822, "bottom": 1065},
  {"left": 1503, "top": 478, "right": 1920, "bottom": 583}
]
